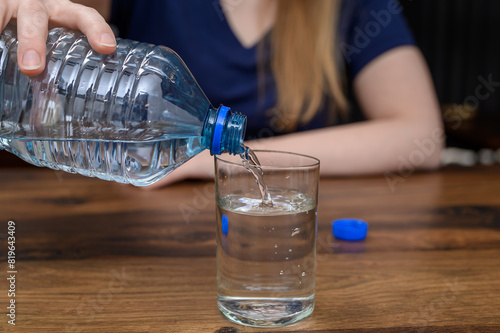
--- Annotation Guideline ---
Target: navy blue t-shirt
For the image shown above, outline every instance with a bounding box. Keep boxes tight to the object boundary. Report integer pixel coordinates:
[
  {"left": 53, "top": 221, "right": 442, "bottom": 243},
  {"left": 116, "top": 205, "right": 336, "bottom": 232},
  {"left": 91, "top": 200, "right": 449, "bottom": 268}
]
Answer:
[{"left": 110, "top": 0, "right": 415, "bottom": 138}]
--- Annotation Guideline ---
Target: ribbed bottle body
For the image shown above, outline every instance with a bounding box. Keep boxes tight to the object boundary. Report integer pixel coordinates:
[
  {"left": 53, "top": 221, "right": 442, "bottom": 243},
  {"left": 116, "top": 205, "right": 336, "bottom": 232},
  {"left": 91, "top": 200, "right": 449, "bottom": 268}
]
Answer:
[
  {"left": 0, "top": 26, "right": 218, "bottom": 185},
  {"left": 6, "top": 137, "right": 206, "bottom": 185}
]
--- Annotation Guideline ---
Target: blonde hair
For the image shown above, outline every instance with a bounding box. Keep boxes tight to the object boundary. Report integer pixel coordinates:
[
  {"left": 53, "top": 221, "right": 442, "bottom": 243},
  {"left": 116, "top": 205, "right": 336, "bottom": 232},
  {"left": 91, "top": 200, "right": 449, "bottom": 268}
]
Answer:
[{"left": 268, "top": 0, "right": 346, "bottom": 132}]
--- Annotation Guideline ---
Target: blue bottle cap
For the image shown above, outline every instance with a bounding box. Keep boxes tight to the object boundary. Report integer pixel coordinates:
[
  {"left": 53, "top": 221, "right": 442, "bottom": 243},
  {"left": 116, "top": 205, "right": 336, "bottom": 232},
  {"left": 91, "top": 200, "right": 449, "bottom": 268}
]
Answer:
[
  {"left": 332, "top": 219, "right": 368, "bottom": 241},
  {"left": 222, "top": 214, "right": 229, "bottom": 235}
]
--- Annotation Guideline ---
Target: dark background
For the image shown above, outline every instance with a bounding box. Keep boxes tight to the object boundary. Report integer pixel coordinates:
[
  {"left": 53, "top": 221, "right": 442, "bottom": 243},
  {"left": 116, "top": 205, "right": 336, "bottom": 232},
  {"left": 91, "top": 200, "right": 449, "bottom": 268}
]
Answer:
[
  {"left": 1, "top": 1, "right": 500, "bottom": 167},
  {"left": 401, "top": 0, "right": 500, "bottom": 149}
]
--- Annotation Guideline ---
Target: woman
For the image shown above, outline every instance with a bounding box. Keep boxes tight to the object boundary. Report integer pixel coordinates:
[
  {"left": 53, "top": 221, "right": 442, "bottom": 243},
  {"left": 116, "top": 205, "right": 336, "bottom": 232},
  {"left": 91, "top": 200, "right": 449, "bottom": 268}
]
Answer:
[{"left": 2, "top": 0, "right": 443, "bottom": 186}]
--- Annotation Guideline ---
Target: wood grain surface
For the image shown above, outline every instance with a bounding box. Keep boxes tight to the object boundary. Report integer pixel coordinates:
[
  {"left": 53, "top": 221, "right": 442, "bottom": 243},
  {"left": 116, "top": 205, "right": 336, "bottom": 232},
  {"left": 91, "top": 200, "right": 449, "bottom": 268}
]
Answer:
[{"left": 1, "top": 165, "right": 500, "bottom": 332}]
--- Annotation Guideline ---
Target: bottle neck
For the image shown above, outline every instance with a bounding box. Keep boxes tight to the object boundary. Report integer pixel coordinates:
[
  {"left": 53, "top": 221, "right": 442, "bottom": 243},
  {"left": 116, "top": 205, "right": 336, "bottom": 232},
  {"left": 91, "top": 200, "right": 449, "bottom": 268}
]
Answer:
[{"left": 203, "top": 106, "right": 247, "bottom": 155}]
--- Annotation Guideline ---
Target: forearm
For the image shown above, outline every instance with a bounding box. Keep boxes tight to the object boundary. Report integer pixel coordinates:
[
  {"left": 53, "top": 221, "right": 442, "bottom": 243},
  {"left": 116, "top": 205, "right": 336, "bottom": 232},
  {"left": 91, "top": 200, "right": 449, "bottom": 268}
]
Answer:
[
  {"left": 247, "top": 116, "right": 444, "bottom": 176},
  {"left": 148, "top": 114, "right": 443, "bottom": 189},
  {"left": 3, "top": 0, "right": 116, "bottom": 76},
  {"left": 150, "top": 46, "right": 444, "bottom": 187}
]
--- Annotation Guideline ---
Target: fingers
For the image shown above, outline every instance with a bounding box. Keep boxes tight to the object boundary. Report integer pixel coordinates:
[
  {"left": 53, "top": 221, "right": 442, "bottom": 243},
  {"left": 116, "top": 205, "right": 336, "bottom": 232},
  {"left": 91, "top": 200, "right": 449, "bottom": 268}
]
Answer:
[
  {"left": 49, "top": 2, "right": 116, "bottom": 55},
  {"left": 10, "top": 0, "right": 116, "bottom": 76},
  {"left": 15, "top": 0, "right": 49, "bottom": 76},
  {"left": 0, "top": 2, "right": 15, "bottom": 31}
]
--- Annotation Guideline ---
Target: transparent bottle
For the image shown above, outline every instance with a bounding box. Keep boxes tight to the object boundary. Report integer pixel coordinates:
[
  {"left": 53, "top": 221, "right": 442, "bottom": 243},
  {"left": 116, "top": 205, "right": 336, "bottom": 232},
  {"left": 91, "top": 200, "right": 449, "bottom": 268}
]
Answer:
[{"left": 0, "top": 25, "right": 246, "bottom": 186}]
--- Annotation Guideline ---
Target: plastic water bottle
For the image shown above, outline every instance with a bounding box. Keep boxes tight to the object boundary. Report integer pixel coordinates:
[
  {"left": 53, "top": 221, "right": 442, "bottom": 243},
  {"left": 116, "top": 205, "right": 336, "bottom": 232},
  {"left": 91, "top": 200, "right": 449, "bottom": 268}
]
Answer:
[{"left": 0, "top": 25, "right": 246, "bottom": 186}]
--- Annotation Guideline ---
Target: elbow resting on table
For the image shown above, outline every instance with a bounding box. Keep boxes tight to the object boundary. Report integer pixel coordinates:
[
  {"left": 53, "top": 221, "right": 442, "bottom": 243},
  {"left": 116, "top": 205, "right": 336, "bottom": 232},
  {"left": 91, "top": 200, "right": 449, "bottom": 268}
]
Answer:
[
  {"left": 400, "top": 118, "right": 445, "bottom": 172},
  {"left": 421, "top": 139, "right": 444, "bottom": 171}
]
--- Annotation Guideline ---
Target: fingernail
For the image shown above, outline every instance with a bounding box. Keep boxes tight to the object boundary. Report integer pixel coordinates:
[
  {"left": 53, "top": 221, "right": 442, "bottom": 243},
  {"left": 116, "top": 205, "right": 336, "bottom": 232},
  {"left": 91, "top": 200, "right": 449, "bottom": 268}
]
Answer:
[
  {"left": 100, "top": 33, "right": 116, "bottom": 47},
  {"left": 22, "top": 50, "right": 41, "bottom": 70}
]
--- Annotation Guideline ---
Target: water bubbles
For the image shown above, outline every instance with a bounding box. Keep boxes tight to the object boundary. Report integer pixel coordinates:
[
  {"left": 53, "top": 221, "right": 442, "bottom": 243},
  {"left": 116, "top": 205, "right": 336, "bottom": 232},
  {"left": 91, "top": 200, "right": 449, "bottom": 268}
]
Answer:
[
  {"left": 279, "top": 270, "right": 284, "bottom": 276},
  {"left": 291, "top": 228, "right": 300, "bottom": 236}
]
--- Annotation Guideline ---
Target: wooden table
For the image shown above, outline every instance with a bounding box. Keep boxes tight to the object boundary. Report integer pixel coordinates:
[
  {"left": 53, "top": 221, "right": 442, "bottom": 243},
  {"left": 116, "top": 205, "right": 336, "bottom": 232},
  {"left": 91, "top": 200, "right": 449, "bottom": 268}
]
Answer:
[{"left": 1, "top": 165, "right": 500, "bottom": 332}]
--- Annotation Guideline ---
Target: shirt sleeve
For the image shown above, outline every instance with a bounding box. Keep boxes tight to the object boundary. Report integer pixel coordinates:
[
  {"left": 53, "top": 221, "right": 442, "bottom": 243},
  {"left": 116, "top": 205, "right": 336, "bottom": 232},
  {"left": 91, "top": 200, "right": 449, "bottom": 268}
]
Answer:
[{"left": 339, "top": 0, "right": 416, "bottom": 79}]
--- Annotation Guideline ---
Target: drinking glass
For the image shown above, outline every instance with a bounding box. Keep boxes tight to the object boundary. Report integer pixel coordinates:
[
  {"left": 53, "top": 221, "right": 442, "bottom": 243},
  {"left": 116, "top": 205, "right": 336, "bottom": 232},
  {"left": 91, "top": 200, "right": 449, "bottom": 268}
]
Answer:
[{"left": 215, "top": 150, "right": 320, "bottom": 327}]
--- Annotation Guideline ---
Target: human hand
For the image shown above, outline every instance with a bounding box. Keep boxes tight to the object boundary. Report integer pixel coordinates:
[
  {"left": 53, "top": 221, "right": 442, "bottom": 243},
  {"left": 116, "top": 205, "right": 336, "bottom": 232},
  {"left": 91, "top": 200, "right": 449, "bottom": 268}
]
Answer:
[{"left": 2, "top": 0, "right": 116, "bottom": 76}]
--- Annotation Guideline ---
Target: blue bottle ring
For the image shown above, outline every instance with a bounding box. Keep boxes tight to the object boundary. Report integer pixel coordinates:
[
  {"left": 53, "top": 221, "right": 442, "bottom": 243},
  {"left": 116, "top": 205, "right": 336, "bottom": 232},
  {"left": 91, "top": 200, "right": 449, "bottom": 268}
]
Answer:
[{"left": 211, "top": 105, "right": 230, "bottom": 155}]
